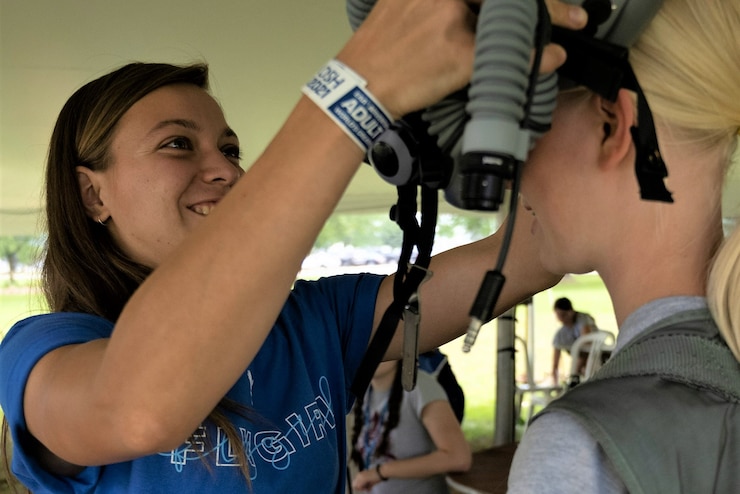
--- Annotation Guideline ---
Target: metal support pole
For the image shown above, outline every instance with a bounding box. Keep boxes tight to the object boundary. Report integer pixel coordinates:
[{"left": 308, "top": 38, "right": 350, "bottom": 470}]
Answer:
[
  {"left": 493, "top": 306, "right": 516, "bottom": 446},
  {"left": 525, "top": 297, "right": 535, "bottom": 379}
]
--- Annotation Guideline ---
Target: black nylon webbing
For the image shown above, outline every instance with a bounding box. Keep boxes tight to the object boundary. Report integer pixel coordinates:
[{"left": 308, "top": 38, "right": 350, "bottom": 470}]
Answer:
[{"left": 350, "top": 183, "right": 438, "bottom": 398}]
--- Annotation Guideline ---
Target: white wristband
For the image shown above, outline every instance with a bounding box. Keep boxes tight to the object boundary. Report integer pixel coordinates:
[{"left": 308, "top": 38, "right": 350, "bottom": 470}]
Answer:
[{"left": 302, "top": 59, "right": 393, "bottom": 151}]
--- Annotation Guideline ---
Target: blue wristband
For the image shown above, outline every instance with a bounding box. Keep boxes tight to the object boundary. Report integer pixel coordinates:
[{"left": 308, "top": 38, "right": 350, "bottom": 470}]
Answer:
[{"left": 302, "top": 59, "right": 392, "bottom": 151}]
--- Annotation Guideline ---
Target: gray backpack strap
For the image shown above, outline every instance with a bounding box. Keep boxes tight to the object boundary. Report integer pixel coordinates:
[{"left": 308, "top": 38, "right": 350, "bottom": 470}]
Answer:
[
  {"left": 536, "top": 309, "right": 740, "bottom": 494},
  {"left": 588, "top": 308, "right": 740, "bottom": 402}
]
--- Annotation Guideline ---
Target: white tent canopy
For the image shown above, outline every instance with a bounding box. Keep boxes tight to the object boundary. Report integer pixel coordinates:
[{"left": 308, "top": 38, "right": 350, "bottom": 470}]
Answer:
[{"left": 2, "top": 0, "right": 739, "bottom": 237}]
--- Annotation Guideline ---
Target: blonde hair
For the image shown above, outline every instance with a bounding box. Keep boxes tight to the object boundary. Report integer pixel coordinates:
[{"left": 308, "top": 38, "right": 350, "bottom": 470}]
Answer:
[
  {"left": 709, "top": 223, "right": 740, "bottom": 358},
  {"left": 630, "top": 0, "right": 740, "bottom": 151},
  {"left": 629, "top": 0, "right": 740, "bottom": 358}
]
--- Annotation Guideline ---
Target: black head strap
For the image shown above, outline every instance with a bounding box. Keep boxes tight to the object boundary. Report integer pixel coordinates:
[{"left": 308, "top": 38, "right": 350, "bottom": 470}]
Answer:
[{"left": 551, "top": 24, "right": 673, "bottom": 203}]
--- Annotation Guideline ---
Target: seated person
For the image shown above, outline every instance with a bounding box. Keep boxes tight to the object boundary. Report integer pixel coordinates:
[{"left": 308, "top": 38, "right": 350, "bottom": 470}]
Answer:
[
  {"left": 418, "top": 349, "right": 465, "bottom": 423},
  {"left": 551, "top": 297, "right": 597, "bottom": 383},
  {"left": 350, "top": 360, "right": 471, "bottom": 493}
]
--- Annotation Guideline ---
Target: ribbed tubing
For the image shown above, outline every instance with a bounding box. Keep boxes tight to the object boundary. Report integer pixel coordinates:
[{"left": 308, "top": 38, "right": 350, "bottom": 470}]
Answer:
[{"left": 345, "top": 0, "right": 556, "bottom": 160}]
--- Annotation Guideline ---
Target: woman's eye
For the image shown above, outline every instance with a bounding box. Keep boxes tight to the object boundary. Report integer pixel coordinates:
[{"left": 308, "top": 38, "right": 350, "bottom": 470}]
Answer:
[
  {"left": 222, "top": 145, "right": 242, "bottom": 161},
  {"left": 163, "top": 137, "right": 193, "bottom": 150}
]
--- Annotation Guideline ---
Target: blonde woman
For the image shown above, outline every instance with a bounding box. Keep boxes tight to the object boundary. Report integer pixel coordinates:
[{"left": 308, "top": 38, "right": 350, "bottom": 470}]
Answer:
[{"left": 508, "top": 1, "right": 740, "bottom": 492}]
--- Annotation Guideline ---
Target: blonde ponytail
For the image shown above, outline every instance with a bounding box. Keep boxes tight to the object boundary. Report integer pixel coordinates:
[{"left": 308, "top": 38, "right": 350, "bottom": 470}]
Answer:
[
  {"left": 709, "top": 139, "right": 740, "bottom": 359},
  {"left": 630, "top": 0, "right": 740, "bottom": 152},
  {"left": 630, "top": 1, "right": 740, "bottom": 358},
  {"left": 708, "top": 222, "right": 740, "bottom": 360}
]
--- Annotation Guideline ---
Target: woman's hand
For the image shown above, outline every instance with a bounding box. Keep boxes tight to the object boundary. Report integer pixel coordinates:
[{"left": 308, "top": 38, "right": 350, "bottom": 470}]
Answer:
[
  {"left": 336, "top": 0, "right": 588, "bottom": 120},
  {"left": 337, "top": 0, "right": 478, "bottom": 120},
  {"left": 352, "top": 466, "right": 384, "bottom": 491},
  {"left": 543, "top": 0, "right": 589, "bottom": 71}
]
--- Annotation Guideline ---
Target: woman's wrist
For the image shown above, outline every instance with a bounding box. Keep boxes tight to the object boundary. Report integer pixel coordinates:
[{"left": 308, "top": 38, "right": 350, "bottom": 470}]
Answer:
[
  {"left": 376, "top": 463, "right": 389, "bottom": 482},
  {"left": 302, "top": 58, "right": 394, "bottom": 151}
]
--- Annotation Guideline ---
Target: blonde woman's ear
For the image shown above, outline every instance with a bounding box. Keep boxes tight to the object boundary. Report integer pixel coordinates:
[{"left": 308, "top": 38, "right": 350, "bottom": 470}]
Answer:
[{"left": 596, "top": 89, "right": 635, "bottom": 171}]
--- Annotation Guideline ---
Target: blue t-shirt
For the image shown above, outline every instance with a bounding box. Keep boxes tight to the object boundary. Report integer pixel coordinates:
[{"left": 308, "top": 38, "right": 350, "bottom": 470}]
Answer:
[{"left": 0, "top": 274, "right": 384, "bottom": 493}]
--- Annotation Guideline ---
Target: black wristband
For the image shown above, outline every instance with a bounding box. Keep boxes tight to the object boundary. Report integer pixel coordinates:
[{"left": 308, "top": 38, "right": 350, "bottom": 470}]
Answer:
[{"left": 376, "top": 464, "right": 388, "bottom": 481}]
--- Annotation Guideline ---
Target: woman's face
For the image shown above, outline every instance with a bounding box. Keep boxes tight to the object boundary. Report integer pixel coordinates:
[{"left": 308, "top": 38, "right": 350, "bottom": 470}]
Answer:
[
  {"left": 89, "top": 84, "right": 243, "bottom": 268},
  {"left": 519, "top": 89, "right": 607, "bottom": 275}
]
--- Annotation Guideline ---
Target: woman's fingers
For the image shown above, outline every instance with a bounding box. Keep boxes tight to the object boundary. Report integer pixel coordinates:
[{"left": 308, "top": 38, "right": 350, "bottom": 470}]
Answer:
[
  {"left": 540, "top": 43, "right": 568, "bottom": 74},
  {"left": 541, "top": 1, "right": 588, "bottom": 73},
  {"left": 336, "top": 0, "right": 587, "bottom": 117},
  {"left": 546, "top": 0, "right": 588, "bottom": 30},
  {"left": 337, "top": 0, "right": 477, "bottom": 119}
]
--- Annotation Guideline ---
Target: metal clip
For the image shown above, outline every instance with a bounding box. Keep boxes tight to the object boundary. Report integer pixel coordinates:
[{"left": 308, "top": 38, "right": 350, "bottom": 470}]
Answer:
[{"left": 401, "top": 264, "right": 433, "bottom": 391}]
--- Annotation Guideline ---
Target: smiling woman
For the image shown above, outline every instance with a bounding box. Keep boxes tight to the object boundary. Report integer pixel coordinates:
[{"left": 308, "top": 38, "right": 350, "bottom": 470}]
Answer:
[{"left": 29, "top": 63, "right": 260, "bottom": 481}]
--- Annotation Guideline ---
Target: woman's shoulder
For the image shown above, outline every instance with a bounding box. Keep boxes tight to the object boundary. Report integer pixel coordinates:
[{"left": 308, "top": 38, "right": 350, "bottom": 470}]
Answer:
[
  {"left": 509, "top": 412, "right": 625, "bottom": 493},
  {"left": 293, "top": 272, "right": 385, "bottom": 296},
  {"left": 0, "top": 312, "right": 115, "bottom": 435},
  {"left": 405, "top": 369, "right": 448, "bottom": 410},
  {"left": 1, "top": 311, "right": 114, "bottom": 353},
  {"left": 8, "top": 310, "right": 112, "bottom": 331}
]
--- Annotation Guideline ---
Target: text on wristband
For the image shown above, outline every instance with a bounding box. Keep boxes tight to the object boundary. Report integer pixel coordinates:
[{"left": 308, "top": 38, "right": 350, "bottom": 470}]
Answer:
[{"left": 302, "top": 59, "right": 392, "bottom": 151}]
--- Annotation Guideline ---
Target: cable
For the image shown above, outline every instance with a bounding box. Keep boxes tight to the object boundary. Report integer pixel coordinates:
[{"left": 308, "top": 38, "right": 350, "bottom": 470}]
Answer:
[{"left": 462, "top": 162, "right": 522, "bottom": 352}]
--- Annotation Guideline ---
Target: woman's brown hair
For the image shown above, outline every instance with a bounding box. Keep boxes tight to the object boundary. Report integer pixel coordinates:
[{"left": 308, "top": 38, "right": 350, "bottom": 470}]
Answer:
[
  {"left": 42, "top": 62, "right": 211, "bottom": 319},
  {"left": 350, "top": 361, "right": 404, "bottom": 470}
]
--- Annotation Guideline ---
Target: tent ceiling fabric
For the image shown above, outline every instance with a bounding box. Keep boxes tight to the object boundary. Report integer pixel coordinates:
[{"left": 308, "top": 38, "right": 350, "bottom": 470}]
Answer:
[
  {"left": 1, "top": 1, "right": 738, "bottom": 236},
  {"left": 1, "top": 0, "right": 389, "bottom": 235}
]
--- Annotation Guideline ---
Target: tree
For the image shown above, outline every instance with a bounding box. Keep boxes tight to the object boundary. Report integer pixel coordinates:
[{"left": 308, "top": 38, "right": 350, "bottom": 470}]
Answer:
[
  {"left": 313, "top": 212, "right": 501, "bottom": 251},
  {"left": 314, "top": 213, "right": 402, "bottom": 249},
  {"left": 436, "top": 213, "right": 502, "bottom": 241},
  {"left": 0, "top": 236, "right": 42, "bottom": 285}
]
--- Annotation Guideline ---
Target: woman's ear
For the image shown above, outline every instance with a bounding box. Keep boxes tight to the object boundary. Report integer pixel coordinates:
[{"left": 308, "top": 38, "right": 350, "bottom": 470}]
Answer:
[
  {"left": 76, "top": 166, "right": 110, "bottom": 222},
  {"left": 597, "top": 88, "right": 636, "bottom": 171}
]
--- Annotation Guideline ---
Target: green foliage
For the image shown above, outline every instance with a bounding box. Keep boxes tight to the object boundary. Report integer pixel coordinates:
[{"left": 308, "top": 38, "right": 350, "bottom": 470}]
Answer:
[
  {"left": 0, "top": 236, "right": 43, "bottom": 284},
  {"left": 314, "top": 213, "right": 403, "bottom": 249},
  {"left": 314, "top": 212, "right": 501, "bottom": 250},
  {"left": 0, "top": 291, "right": 47, "bottom": 336},
  {"left": 436, "top": 214, "right": 502, "bottom": 241},
  {"left": 461, "top": 403, "right": 497, "bottom": 450},
  {"left": 0, "top": 236, "right": 39, "bottom": 264}
]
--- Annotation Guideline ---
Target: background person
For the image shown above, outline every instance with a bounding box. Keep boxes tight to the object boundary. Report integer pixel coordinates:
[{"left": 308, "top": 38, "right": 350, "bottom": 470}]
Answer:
[
  {"left": 550, "top": 297, "right": 597, "bottom": 384},
  {"left": 350, "top": 360, "right": 471, "bottom": 493},
  {"left": 418, "top": 349, "right": 465, "bottom": 423}
]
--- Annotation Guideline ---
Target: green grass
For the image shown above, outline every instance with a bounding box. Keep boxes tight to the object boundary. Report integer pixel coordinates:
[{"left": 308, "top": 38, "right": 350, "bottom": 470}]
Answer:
[
  {"left": 0, "top": 289, "right": 46, "bottom": 337},
  {"left": 0, "top": 273, "right": 617, "bottom": 452}
]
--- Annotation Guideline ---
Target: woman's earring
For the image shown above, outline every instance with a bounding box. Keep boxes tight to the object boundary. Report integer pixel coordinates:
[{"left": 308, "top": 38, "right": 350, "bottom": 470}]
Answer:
[{"left": 97, "top": 217, "right": 107, "bottom": 226}]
